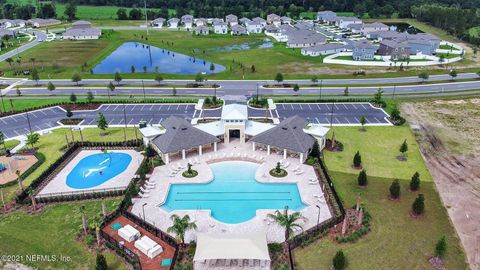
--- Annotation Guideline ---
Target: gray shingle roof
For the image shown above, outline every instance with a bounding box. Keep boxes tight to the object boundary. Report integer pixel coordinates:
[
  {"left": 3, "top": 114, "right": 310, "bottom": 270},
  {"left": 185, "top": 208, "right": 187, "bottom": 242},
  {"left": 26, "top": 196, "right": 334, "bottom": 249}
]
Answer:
[
  {"left": 152, "top": 116, "right": 220, "bottom": 154},
  {"left": 251, "top": 116, "right": 315, "bottom": 153},
  {"left": 64, "top": 27, "right": 101, "bottom": 37}
]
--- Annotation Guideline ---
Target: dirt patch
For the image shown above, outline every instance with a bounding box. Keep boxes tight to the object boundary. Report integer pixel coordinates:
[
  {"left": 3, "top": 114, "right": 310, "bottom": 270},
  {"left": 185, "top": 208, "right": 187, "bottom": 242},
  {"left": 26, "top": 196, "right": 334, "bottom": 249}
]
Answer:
[
  {"left": 0, "top": 154, "right": 38, "bottom": 185},
  {"left": 401, "top": 101, "right": 480, "bottom": 270},
  {"left": 60, "top": 103, "right": 101, "bottom": 111}
]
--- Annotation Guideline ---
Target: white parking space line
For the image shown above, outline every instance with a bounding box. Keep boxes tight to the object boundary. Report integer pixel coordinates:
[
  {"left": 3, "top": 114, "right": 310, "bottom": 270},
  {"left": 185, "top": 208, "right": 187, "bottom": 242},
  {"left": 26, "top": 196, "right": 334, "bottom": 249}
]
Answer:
[
  {"left": 307, "top": 104, "right": 312, "bottom": 110},
  {"left": 112, "top": 105, "right": 120, "bottom": 111},
  {"left": 290, "top": 104, "right": 294, "bottom": 110},
  {"left": 141, "top": 105, "right": 145, "bottom": 110},
  {"left": 374, "top": 117, "right": 381, "bottom": 123},
  {"left": 343, "top": 104, "right": 348, "bottom": 110},
  {"left": 167, "top": 105, "right": 171, "bottom": 110},
  {"left": 361, "top": 104, "right": 367, "bottom": 110},
  {"left": 149, "top": 105, "right": 153, "bottom": 110},
  {"left": 176, "top": 105, "right": 180, "bottom": 110},
  {"left": 88, "top": 119, "right": 95, "bottom": 125},
  {"left": 316, "top": 104, "right": 321, "bottom": 110},
  {"left": 299, "top": 104, "right": 303, "bottom": 110},
  {"left": 315, "top": 117, "right": 320, "bottom": 124}
]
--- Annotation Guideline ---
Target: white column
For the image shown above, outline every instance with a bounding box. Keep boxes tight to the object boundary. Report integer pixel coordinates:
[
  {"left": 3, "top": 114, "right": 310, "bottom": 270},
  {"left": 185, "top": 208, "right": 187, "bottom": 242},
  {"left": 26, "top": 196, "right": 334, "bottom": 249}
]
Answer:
[
  {"left": 214, "top": 142, "right": 217, "bottom": 152},
  {"left": 267, "top": 145, "right": 271, "bottom": 155},
  {"left": 182, "top": 149, "right": 186, "bottom": 160},
  {"left": 252, "top": 142, "right": 256, "bottom": 151},
  {"left": 199, "top": 145, "right": 203, "bottom": 156},
  {"left": 299, "top": 153, "right": 304, "bottom": 163},
  {"left": 283, "top": 149, "right": 287, "bottom": 159},
  {"left": 165, "top": 153, "right": 169, "bottom": 164}
]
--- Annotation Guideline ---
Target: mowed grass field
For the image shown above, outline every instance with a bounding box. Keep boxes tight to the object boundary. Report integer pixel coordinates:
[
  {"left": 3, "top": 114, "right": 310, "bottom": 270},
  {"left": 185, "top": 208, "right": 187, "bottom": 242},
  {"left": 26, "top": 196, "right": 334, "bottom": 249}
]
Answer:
[
  {"left": 0, "top": 127, "right": 141, "bottom": 203},
  {"left": 0, "top": 199, "right": 129, "bottom": 269},
  {"left": 293, "top": 125, "right": 468, "bottom": 269}
]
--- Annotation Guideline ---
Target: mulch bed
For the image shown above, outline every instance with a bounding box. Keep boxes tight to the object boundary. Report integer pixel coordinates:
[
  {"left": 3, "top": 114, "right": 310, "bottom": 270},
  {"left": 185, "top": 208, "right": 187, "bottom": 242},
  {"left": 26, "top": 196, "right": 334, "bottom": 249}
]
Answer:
[
  {"left": 59, "top": 118, "right": 84, "bottom": 125},
  {"left": 324, "top": 139, "right": 343, "bottom": 152},
  {"left": 396, "top": 156, "right": 407, "bottom": 161},
  {"left": 331, "top": 208, "right": 363, "bottom": 237},
  {"left": 429, "top": 256, "right": 445, "bottom": 269},
  {"left": 60, "top": 103, "right": 102, "bottom": 111}
]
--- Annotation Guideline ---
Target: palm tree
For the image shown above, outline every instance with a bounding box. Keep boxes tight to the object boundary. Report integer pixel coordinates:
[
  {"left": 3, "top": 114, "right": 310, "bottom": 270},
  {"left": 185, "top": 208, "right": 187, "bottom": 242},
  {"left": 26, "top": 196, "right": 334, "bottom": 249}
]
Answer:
[
  {"left": 27, "top": 189, "right": 36, "bottom": 210},
  {"left": 15, "top": 170, "right": 24, "bottom": 191},
  {"left": 90, "top": 217, "right": 102, "bottom": 246},
  {"left": 81, "top": 206, "right": 88, "bottom": 235},
  {"left": 167, "top": 214, "right": 197, "bottom": 245},
  {"left": 268, "top": 206, "right": 305, "bottom": 241},
  {"left": 5, "top": 58, "right": 13, "bottom": 70},
  {"left": 29, "top": 58, "right": 36, "bottom": 69}
]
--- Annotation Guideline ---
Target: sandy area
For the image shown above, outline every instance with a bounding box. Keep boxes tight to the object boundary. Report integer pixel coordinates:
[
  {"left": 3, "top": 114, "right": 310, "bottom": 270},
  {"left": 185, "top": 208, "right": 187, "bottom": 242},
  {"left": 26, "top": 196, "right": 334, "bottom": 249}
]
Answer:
[
  {"left": 402, "top": 101, "right": 480, "bottom": 270},
  {"left": 0, "top": 154, "right": 38, "bottom": 185}
]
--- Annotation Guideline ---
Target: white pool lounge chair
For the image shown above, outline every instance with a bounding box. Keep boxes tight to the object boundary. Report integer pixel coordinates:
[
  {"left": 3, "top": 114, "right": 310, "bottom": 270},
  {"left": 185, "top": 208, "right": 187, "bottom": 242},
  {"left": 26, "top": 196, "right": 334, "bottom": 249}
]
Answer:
[
  {"left": 259, "top": 156, "right": 264, "bottom": 161},
  {"left": 139, "top": 192, "right": 150, "bottom": 198},
  {"left": 140, "top": 187, "right": 150, "bottom": 193},
  {"left": 293, "top": 165, "right": 300, "bottom": 172}
]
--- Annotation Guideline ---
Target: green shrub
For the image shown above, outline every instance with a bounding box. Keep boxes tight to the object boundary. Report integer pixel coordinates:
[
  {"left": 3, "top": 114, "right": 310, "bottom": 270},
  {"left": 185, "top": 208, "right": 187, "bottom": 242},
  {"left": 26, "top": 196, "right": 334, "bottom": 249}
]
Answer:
[{"left": 357, "top": 169, "right": 368, "bottom": 186}]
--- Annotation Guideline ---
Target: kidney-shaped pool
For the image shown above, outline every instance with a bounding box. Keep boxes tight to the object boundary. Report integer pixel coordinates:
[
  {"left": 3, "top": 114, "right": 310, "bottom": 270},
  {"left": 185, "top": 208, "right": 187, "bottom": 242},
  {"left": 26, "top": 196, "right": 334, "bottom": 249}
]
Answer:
[
  {"left": 161, "top": 161, "right": 306, "bottom": 224},
  {"left": 66, "top": 152, "right": 133, "bottom": 189}
]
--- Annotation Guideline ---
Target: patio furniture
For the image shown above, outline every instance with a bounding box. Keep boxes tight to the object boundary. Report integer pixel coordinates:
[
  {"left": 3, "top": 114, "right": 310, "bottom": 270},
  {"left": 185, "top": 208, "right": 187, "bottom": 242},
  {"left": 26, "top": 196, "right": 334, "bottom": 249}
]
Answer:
[
  {"left": 162, "top": 259, "right": 172, "bottom": 267},
  {"left": 140, "top": 187, "right": 150, "bottom": 193},
  {"left": 134, "top": 235, "right": 163, "bottom": 258},
  {"left": 140, "top": 192, "right": 150, "bottom": 198},
  {"left": 118, "top": 225, "right": 140, "bottom": 242},
  {"left": 111, "top": 222, "right": 122, "bottom": 230}
]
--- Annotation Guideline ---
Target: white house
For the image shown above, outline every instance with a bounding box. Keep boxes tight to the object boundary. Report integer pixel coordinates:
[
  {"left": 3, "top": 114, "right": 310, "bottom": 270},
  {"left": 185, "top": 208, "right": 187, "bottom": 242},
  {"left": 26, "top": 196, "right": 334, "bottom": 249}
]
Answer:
[
  {"left": 361, "top": 22, "right": 389, "bottom": 35},
  {"left": 213, "top": 21, "right": 228, "bottom": 34},
  {"left": 225, "top": 14, "right": 238, "bottom": 26},
  {"left": 63, "top": 20, "right": 101, "bottom": 40},
  {"left": 167, "top": 18, "right": 179, "bottom": 28},
  {"left": 280, "top": 16, "right": 292, "bottom": 24},
  {"left": 335, "top": 16, "right": 362, "bottom": 29},
  {"left": 252, "top": 17, "right": 267, "bottom": 27},
  {"left": 267, "top": 13, "right": 281, "bottom": 26},
  {"left": 28, "top": 18, "right": 60, "bottom": 28},
  {"left": 181, "top": 14, "right": 194, "bottom": 29},
  {"left": 245, "top": 21, "right": 263, "bottom": 34},
  {"left": 231, "top": 24, "right": 247, "bottom": 35},
  {"left": 195, "top": 25, "right": 209, "bottom": 35},
  {"left": 151, "top": 18, "right": 165, "bottom": 28},
  {"left": 195, "top": 18, "right": 208, "bottom": 26},
  {"left": 301, "top": 43, "right": 348, "bottom": 56}
]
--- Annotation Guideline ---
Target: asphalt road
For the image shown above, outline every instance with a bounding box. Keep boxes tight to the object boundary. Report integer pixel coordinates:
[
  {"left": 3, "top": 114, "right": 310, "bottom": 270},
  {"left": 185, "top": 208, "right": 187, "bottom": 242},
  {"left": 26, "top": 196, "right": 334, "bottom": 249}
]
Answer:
[
  {"left": 0, "top": 31, "right": 47, "bottom": 62},
  {"left": 0, "top": 102, "right": 389, "bottom": 139}
]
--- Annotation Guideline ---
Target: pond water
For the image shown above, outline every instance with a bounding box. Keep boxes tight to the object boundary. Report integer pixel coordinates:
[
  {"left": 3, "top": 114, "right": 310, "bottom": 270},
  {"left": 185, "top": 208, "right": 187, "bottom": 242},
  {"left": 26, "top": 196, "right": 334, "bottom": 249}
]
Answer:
[
  {"left": 207, "top": 38, "right": 274, "bottom": 52},
  {"left": 385, "top": 23, "right": 424, "bottom": 34},
  {"left": 92, "top": 42, "right": 226, "bottom": 74}
]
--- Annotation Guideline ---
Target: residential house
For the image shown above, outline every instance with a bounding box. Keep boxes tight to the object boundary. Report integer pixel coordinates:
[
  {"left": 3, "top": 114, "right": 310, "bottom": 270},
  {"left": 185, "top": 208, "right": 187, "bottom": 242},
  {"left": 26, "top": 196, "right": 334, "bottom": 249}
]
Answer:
[
  {"left": 370, "top": 30, "right": 407, "bottom": 41},
  {"left": 239, "top": 17, "right": 251, "bottom": 26},
  {"left": 245, "top": 21, "right": 263, "bottom": 34},
  {"left": 225, "top": 14, "right": 238, "bottom": 26},
  {"left": 63, "top": 20, "right": 101, "bottom": 40},
  {"left": 195, "top": 25, "right": 209, "bottom": 35},
  {"left": 378, "top": 40, "right": 410, "bottom": 60},
  {"left": 167, "top": 18, "right": 180, "bottom": 28},
  {"left": 212, "top": 20, "right": 228, "bottom": 34},
  {"left": 264, "top": 24, "right": 279, "bottom": 34},
  {"left": 181, "top": 14, "right": 194, "bottom": 29},
  {"left": 361, "top": 22, "right": 389, "bottom": 35},
  {"left": 28, "top": 18, "right": 60, "bottom": 28},
  {"left": 316, "top": 10, "right": 337, "bottom": 23},
  {"left": 335, "top": 16, "right": 362, "bottom": 29},
  {"left": 231, "top": 24, "right": 247, "bottom": 35},
  {"left": 195, "top": 18, "right": 208, "bottom": 27},
  {"left": 286, "top": 29, "right": 327, "bottom": 48},
  {"left": 252, "top": 17, "right": 267, "bottom": 27},
  {"left": 266, "top": 14, "right": 281, "bottom": 26},
  {"left": 0, "top": 29, "right": 15, "bottom": 39},
  {"left": 280, "top": 16, "right": 291, "bottom": 24},
  {"left": 151, "top": 18, "right": 165, "bottom": 28},
  {"left": 352, "top": 40, "right": 377, "bottom": 60},
  {"left": 301, "top": 43, "right": 348, "bottom": 56},
  {"left": 407, "top": 33, "right": 441, "bottom": 55},
  {"left": 347, "top": 23, "right": 363, "bottom": 33},
  {"left": 0, "top": 19, "right": 25, "bottom": 28}
]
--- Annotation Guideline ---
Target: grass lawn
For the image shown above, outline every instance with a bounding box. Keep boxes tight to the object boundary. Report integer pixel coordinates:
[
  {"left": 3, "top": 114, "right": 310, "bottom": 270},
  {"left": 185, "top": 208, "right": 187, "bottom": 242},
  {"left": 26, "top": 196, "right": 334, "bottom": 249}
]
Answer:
[
  {"left": 436, "top": 53, "right": 460, "bottom": 59},
  {"left": 324, "top": 126, "right": 432, "bottom": 181},
  {"left": 0, "top": 127, "right": 141, "bottom": 203},
  {"left": 0, "top": 199, "right": 129, "bottom": 269},
  {"left": 439, "top": 44, "right": 460, "bottom": 51},
  {"left": 333, "top": 55, "right": 384, "bottom": 62},
  {"left": 294, "top": 125, "right": 467, "bottom": 269},
  {"left": 293, "top": 172, "right": 468, "bottom": 270}
]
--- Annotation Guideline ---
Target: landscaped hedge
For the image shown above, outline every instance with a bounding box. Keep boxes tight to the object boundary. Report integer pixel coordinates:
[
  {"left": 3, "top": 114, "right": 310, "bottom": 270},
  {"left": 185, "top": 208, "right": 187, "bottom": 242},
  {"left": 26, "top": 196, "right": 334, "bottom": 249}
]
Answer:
[
  {"left": 274, "top": 98, "right": 387, "bottom": 108},
  {"left": 15, "top": 140, "right": 142, "bottom": 204},
  {"left": 0, "top": 152, "right": 45, "bottom": 188},
  {"left": 0, "top": 98, "right": 198, "bottom": 117}
]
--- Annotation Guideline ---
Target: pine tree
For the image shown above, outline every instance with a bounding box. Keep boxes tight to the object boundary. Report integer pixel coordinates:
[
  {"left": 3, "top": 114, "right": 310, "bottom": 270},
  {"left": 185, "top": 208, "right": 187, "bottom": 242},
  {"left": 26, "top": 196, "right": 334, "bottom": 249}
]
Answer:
[
  {"left": 360, "top": 115, "right": 366, "bottom": 130},
  {"left": 412, "top": 194, "right": 425, "bottom": 215},
  {"left": 71, "top": 72, "right": 81, "bottom": 86},
  {"left": 358, "top": 169, "right": 368, "bottom": 186},
  {"left": 97, "top": 113, "right": 108, "bottom": 133},
  {"left": 353, "top": 151, "right": 362, "bottom": 168},
  {"left": 410, "top": 172, "right": 421, "bottom": 191},
  {"left": 47, "top": 81, "right": 55, "bottom": 93},
  {"left": 70, "top": 93, "right": 77, "bottom": 104},
  {"left": 399, "top": 139, "right": 408, "bottom": 159},
  {"left": 275, "top": 73, "right": 284, "bottom": 83},
  {"left": 309, "top": 140, "right": 320, "bottom": 159},
  {"left": 389, "top": 179, "right": 401, "bottom": 199},
  {"left": 332, "top": 250, "right": 347, "bottom": 270},
  {"left": 95, "top": 253, "right": 108, "bottom": 270},
  {"left": 86, "top": 91, "right": 94, "bottom": 103},
  {"left": 114, "top": 72, "right": 122, "bottom": 85},
  {"left": 435, "top": 236, "right": 447, "bottom": 258},
  {"left": 293, "top": 84, "right": 300, "bottom": 92}
]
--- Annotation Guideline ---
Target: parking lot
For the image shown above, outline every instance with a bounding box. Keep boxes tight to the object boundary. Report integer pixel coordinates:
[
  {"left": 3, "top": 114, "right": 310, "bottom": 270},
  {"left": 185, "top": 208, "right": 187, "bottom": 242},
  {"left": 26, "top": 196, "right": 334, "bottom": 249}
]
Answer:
[
  {"left": 275, "top": 102, "right": 391, "bottom": 125},
  {"left": 0, "top": 107, "right": 65, "bottom": 139}
]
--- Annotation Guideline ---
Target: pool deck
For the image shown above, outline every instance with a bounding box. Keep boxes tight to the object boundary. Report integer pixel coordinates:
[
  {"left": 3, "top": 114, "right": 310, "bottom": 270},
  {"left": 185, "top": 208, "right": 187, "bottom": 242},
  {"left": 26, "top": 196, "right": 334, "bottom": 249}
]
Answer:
[
  {"left": 131, "top": 141, "right": 332, "bottom": 243},
  {"left": 36, "top": 150, "right": 144, "bottom": 198}
]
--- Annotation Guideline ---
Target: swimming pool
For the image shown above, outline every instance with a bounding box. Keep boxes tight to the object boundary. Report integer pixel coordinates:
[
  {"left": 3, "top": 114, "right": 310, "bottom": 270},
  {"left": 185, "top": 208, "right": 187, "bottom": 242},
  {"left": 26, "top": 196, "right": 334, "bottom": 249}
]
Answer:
[
  {"left": 66, "top": 152, "right": 132, "bottom": 189},
  {"left": 161, "top": 161, "right": 305, "bottom": 224}
]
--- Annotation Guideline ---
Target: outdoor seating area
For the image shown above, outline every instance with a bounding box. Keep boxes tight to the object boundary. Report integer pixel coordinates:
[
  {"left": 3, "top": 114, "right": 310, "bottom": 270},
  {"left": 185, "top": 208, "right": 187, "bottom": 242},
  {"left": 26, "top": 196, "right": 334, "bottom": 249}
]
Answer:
[{"left": 102, "top": 215, "right": 176, "bottom": 269}]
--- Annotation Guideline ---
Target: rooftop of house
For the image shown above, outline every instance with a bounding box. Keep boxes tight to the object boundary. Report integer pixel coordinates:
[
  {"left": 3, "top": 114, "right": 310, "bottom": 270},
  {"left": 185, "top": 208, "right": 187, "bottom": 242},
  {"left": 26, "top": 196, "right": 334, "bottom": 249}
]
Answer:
[
  {"left": 363, "top": 22, "right": 388, "bottom": 29},
  {"left": 353, "top": 40, "right": 377, "bottom": 49},
  {"left": 64, "top": 27, "right": 101, "bottom": 37},
  {"left": 195, "top": 25, "right": 209, "bottom": 32},
  {"left": 302, "top": 43, "right": 348, "bottom": 52},
  {"left": 380, "top": 39, "right": 409, "bottom": 48}
]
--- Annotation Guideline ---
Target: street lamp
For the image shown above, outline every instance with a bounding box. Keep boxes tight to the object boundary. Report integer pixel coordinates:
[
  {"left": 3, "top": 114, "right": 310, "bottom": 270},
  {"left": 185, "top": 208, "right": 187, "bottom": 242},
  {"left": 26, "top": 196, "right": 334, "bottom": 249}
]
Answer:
[
  {"left": 142, "top": 203, "right": 147, "bottom": 222},
  {"left": 392, "top": 84, "right": 397, "bottom": 99},
  {"left": 316, "top": 205, "right": 321, "bottom": 226},
  {"left": 142, "top": 80, "right": 146, "bottom": 101},
  {"left": 122, "top": 103, "right": 127, "bottom": 143},
  {"left": 25, "top": 111, "right": 32, "bottom": 134},
  {"left": 319, "top": 79, "right": 323, "bottom": 100},
  {"left": 0, "top": 88, "right": 5, "bottom": 113},
  {"left": 329, "top": 101, "right": 335, "bottom": 128}
]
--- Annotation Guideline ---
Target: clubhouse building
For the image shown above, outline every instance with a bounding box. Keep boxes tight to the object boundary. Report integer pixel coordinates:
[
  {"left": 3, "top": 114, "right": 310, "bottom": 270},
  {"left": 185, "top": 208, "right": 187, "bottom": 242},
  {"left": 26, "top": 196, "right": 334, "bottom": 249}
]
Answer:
[{"left": 141, "top": 104, "right": 329, "bottom": 164}]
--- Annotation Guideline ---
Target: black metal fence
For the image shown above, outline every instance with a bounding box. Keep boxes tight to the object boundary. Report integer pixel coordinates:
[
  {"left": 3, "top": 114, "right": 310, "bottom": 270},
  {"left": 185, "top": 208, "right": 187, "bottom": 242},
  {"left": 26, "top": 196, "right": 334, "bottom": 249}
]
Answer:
[{"left": 16, "top": 140, "right": 142, "bottom": 204}]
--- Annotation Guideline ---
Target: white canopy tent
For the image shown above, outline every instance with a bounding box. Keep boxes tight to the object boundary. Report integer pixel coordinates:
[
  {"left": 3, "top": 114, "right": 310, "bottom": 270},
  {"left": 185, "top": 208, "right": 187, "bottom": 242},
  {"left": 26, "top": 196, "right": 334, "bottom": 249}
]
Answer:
[{"left": 194, "top": 231, "right": 271, "bottom": 269}]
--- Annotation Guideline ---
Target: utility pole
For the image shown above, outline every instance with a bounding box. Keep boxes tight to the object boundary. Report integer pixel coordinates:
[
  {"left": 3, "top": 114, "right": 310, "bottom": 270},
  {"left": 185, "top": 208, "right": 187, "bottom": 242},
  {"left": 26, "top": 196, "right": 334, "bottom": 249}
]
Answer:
[
  {"left": 392, "top": 84, "right": 396, "bottom": 99},
  {"left": 142, "top": 80, "right": 146, "bottom": 101},
  {"left": 0, "top": 88, "right": 4, "bottom": 113},
  {"left": 25, "top": 111, "right": 32, "bottom": 134},
  {"left": 319, "top": 79, "right": 323, "bottom": 100},
  {"left": 123, "top": 103, "right": 127, "bottom": 143},
  {"left": 329, "top": 101, "right": 335, "bottom": 128},
  {"left": 144, "top": 0, "right": 149, "bottom": 36}
]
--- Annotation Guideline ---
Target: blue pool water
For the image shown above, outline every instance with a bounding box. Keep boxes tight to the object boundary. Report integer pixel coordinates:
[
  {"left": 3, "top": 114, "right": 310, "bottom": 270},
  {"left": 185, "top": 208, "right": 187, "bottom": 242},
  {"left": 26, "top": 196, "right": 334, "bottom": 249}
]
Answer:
[
  {"left": 161, "top": 161, "right": 305, "bottom": 224},
  {"left": 92, "top": 42, "right": 226, "bottom": 74},
  {"left": 66, "top": 152, "right": 132, "bottom": 189}
]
